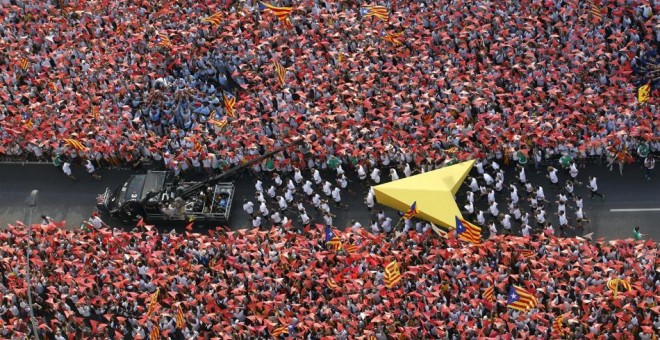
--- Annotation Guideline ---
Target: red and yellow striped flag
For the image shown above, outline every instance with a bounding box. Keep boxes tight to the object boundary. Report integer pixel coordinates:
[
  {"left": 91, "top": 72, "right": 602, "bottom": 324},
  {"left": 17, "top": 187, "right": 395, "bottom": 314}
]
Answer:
[
  {"left": 483, "top": 286, "right": 495, "bottom": 302},
  {"left": 157, "top": 33, "right": 172, "bottom": 48},
  {"left": 326, "top": 277, "right": 339, "bottom": 290},
  {"left": 273, "top": 61, "right": 286, "bottom": 86},
  {"left": 19, "top": 57, "right": 29, "bottom": 71},
  {"left": 201, "top": 11, "right": 223, "bottom": 25},
  {"left": 149, "top": 325, "right": 160, "bottom": 340},
  {"left": 587, "top": 0, "right": 602, "bottom": 20},
  {"left": 146, "top": 288, "right": 160, "bottom": 317},
  {"left": 175, "top": 306, "right": 185, "bottom": 329},
  {"left": 383, "top": 260, "right": 402, "bottom": 288},
  {"left": 383, "top": 32, "right": 403, "bottom": 46},
  {"left": 24, "top": 119, "right": 34, "bottom": 130},
  {"left": 209, "top": 118, "right": 228, "bottom": 130},
  {"left": 272, "top": 325, "right": 289, "bottom": 337},
  {"left": 223, "top": 92, "right": 236, "bottom": 118},
  {"left": 343, "top": 243, "right": 359, "bottom": 254},
  {"left": 607, "top": 278, "right": 631, "bottom": 298},
  {"left": 552, "top": 313, "right": 567, "bottom": 336},
  {"left": 259, "top": 2, "right": 294, "bottom": 26},
  {"left": 63, "top": 138, "right": 86, "bottom": 151},
  {"left": 362, "top": 5, "right": 389, "bottom": 21}
]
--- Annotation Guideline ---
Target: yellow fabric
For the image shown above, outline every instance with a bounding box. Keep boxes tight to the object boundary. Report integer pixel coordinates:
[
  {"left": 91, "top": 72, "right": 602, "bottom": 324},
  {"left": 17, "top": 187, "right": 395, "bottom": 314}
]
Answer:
[{"left": 373, "top": 160, "right": 474, "bottom": 229}]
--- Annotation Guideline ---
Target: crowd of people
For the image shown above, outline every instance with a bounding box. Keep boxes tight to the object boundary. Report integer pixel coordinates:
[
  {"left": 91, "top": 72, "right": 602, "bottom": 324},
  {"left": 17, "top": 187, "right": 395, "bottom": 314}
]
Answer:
[
  {"left": 0, "top": 221, "right": 657, "bottom": 339},
  {"left": 0, "top": 0, "right": 658, "bottom": 175}
]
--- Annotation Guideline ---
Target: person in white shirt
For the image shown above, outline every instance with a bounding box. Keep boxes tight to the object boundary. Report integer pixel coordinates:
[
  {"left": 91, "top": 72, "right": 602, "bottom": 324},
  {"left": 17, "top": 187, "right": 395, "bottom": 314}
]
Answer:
[
  {"left": 521, "top": 212, "right": 530, "bottom": 226},
  {"left": 575, "top": 196, "right": 584, "bottom": 210},
  {"left": 588, "top": 176, "right": 604, "bottom": 199},
  {"left": 403, "top": 163, "right": 412, "bottom": 178},
  {"left": 476, "top": 210, "right": 486, "bottom": 225},
  {"left": 303, "top": 180, "right": 314, "bottom": 197},
  {"left": 463, "top": 201, "right": 474, "bottom": 217},
  {"left": 490, "top": 160, "right": 500, "bottom": 172},
  {"left": 557, "top": 201, "right": 566, "bottom": 215},
  {"left": 511, "top": 205, "right": 522, "bottom": 221},
  {"left": 293, "top": 167, "right": 304, "bottom": 183},
  {"left": 243, "top": 199, "right": 255, "bottom": 217},
  {"left": 85, "top": 160, "right": 102, "bottom": 180},
  {"left": 273, "top": 173, "right": 283, "bottom": 187},
  {"left": 536, "top": 186, "right": 548, "bottom": 202},
  {"left": 517, "top": 165, "right": 527, "bottom": 184},
  {"left": 259, "top": 202, "right": 269, "bottom": 217},
  {"left": 565, "top": 180, "right": 575, "bottom": 198},
  {"left": 62, "top": 161, "right": 77, "bottom": 180},
  {"left": 267, "top": 185, "right": 277, "bottom": 198},
  {"left": 300, "top": 210, "right": 311, "bottom": 225},
  {"left": 509, "top": 184, "right": 519, "bottom": 204},
  {"left": 575, "top": 206, "right": 589, "bottom": 227},
  {"left": 337, "top": 174, "right": 348, "bottom": 190},
  {"left": 357, "top": 164, "right": 367, "bottom": 182},
  {"left": 350, "top": 220, "right": 362, "bottom": 230},
  {"left": 277, "top": 196, "right": 288, "bottom": 212},
  {"left": 311, "top": 194, "right": 322, "bottom": 213},
  {"left": 252, "top": 216, "right": 262, "bottom": 229},
  {"left": 255, "top": 180, "right": 263, "bottom": 193},
  {"left": 382, "top": 217, "right": 393, "bottom": 233},
  {"left": 256, "top": 191, "right": 266, "bottom": 204},
  {"left": 558, "top": 211, "right": 569, "bottom": 236},
  {"left": 489, "top": 201, "right": 499, "bottom": 217},
  {"left": 286, "top": 179, "right": 296, "bottom": 193},
  {"left": 320, "top": 200, "right": 331, "bottom": 215},
  {"left": 365, "top": 191, "right": 375, "bottom": 211},
  {"left": 466, "top": 191, "right": 474, "bottom": 204},
  {"left": 88, "top": 212, "right": 108, "bottom": 229},
  {"left": 535, "top": 208, "right": 546, "bottom": 225},
  {"left": 569, "top": 161, "right": 579, "bottom": 179},
  {"left": 271, "top": 211, "right": 282, "bottom": 226},
  {"left": 322, "top": 181, "right": 333, "bottom": 196},
  {"left": 483, "top": 173, "right": 494, "bottom": 186},
  {"left": 370, "top": 220, "right": 380, "bottom": 235},
  {"left": 547, "top": 166, "right": 559, "bottom": 188},
  {"left": 313, "top": 169, "right": 323, "bottom": 185},
  {"left": 488, "top": 222, "right": 497, "bottom": 239},
  {"left": 331, "top": 187, "right": 343, "bottom": 208},
  {"left": 501, "top": 214, "right": 512, "bottom": 232},
  {"left": 284, "top": 188, "right": 294, "bottom": 203},
  {"left": 390, "top": 168, "right": 399, "bottom": 181},
  {"left": 521, "top": 224, "right": 532, "bottom": 238},
  {"left": 370, "top": 168, "right": 381, "bottom": 184},
  {"left": 323, "top": 213, "right": 333, "bottom": 227},
  {"left": 487, "top": 189, "right": 496, "bottom": 204},
  {"left": 468, "top": 177, "right": 479, "bottom": 192}
]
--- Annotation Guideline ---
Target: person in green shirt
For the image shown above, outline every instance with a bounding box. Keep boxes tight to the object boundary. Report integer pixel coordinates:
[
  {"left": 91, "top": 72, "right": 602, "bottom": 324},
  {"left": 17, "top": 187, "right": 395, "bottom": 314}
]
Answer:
[
  {"left": 52, "top": 154, "right": 63, "bottom": 167},
  {"left": 637, "top": 143, "right": 650, "bottom": 159},
  {"left": 517, "top": 151, "right": 528, "bottom": 165},
  {"left": 559, "top": 153, "right": 572, "bottom": 169},
  {"left": 633, "top": 226, "right": 643, "bottom": 241}
]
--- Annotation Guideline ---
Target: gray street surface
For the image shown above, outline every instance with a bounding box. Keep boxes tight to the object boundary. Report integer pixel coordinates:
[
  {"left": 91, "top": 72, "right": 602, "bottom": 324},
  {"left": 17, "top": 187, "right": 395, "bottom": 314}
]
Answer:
[{"left": 0, "top": 161, "right": 657, "bottom": 241}]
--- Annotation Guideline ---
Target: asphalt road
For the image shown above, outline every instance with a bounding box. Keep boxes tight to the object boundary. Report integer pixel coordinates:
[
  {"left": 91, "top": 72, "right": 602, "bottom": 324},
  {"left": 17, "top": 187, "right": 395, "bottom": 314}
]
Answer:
[{"left": 0, "top": 160, "right": 657, "bottom": 241}]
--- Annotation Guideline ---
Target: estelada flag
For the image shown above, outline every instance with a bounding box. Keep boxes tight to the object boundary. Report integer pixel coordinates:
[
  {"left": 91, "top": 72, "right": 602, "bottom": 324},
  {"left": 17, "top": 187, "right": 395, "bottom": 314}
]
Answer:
[
  {"left": 201, "top": 11, "right": 223, "bottom": 25},
  {"left": 506, "top": 284, "right": 538, "bottom": 311}
]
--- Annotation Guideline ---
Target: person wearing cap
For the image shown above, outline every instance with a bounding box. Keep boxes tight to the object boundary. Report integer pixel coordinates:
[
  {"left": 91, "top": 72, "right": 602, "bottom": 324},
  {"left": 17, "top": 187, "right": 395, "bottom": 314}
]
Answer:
[{"left": 88, "top": 211, "right": 108, "bottom": 229}]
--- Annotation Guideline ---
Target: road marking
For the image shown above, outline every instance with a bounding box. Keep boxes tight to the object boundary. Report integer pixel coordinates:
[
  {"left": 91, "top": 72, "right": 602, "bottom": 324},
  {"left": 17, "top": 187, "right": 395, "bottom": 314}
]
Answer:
[{"left": 610, "top": 208, "right": 660, "bottom": 212}]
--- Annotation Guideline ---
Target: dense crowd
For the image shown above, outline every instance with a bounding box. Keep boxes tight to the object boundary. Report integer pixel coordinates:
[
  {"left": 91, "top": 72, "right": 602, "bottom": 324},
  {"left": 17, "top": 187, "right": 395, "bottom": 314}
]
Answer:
[
  {"left": 0, "top": 222, "right": 657, "bottom": 339},
  {"left": 0, "top": 0, "right": 658, "bottom": 174}
]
